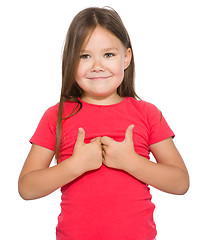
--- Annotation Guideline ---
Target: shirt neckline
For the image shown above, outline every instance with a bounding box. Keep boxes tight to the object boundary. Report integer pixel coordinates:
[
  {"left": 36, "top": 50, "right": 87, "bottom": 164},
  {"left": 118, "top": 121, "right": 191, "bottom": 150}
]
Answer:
[{"left": 78, "top": 97, "right": 128, "bottom": 107}]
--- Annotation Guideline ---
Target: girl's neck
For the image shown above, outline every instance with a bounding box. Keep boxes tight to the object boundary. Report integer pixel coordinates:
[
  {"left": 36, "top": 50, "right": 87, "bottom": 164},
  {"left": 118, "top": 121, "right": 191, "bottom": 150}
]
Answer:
[{"left": 80, "top": 93, "right": 123, "bottom": 106}]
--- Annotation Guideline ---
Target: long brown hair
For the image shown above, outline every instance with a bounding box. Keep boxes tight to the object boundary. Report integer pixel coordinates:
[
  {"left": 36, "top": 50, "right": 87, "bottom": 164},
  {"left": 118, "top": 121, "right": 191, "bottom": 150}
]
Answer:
[{"left": 55, "top": 7, "right": 139, "bottom": 161}]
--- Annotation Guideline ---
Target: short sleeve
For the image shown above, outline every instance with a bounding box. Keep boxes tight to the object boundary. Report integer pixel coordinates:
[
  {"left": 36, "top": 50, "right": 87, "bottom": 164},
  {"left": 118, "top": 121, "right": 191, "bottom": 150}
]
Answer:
[
  {"left": 29, "top": 105, "right": 58, "bottom": 151},
  {"left": 146, "top": 102, "right": 175, "bottom": 145}
]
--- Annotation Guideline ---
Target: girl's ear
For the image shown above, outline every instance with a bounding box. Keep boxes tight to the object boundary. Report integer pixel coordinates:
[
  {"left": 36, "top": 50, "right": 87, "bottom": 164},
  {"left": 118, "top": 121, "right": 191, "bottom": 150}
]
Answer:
[{"left": 124, "top": 48, "right": 132, "bottom": 70}]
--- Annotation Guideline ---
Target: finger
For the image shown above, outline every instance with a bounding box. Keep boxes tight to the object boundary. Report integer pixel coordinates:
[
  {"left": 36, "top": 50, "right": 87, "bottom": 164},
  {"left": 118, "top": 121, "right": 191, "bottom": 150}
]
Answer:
[
  {"left": 90, "top": 138, "right": 96, "bottom": 143},
  {"left": 75, "top": 127, "right": 85, "bottom": 146},
  {"left": 102, "top": 149, "right": 105, "bottom": 159},
  {"left": 102, "top": 144, "right": 107, "bottom": 153},
  {"left": 101, "top": 136, "right": 114, "bottom": 146},
  {"left": 90, "top": 136, "right": 101, "bottom": 143},
  {"left": 124, "top": 124, "right": 134, "bottom": 142},
  {"left": 102, "top": 150, "right": 106, "bottom": 164}
]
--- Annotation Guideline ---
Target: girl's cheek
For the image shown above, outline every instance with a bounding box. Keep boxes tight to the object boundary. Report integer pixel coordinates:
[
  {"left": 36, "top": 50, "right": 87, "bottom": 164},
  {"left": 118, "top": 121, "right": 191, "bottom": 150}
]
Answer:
[{"left": 76, "top": 66, "right": 87, "bottom": 80}]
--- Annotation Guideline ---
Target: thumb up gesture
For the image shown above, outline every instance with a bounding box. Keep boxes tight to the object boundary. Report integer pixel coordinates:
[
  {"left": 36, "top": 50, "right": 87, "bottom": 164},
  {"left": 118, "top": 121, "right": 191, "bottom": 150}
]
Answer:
[
  {"left": 101, "top": 124, "right": 135, "bottom": 171},
  {"left": 72, "top": 128, "right": 103, "bottom": 175},
  {"left": 71, "top": 125, "right": 135, "bottom": 176}
]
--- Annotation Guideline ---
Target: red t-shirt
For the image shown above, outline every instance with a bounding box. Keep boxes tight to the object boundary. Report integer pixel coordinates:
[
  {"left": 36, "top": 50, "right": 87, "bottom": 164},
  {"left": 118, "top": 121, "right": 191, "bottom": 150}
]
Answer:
[{"left": 30, "top": 97, "right": 174, "bottom": 240}]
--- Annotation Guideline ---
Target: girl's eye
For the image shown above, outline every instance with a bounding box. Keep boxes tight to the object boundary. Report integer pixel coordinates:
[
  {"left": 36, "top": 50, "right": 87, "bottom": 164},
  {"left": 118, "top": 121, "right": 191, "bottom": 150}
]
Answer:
[
  {"left": 104, "top": 53, "right": 115, "bottom": 58},
  {"left": 80, "top": 54, "right": 90, "bottom": 59}
]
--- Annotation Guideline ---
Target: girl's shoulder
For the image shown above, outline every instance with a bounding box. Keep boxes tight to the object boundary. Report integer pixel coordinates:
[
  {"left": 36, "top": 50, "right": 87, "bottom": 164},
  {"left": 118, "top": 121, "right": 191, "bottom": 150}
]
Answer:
[
  {"left": 44, "top": 101, "right": 77, "bottom": 118},
  {"left": 126, "top": 97, "right": 160, "bottom": 113},
  {"left": 126, "top": 97, "right": 164, "bottom": 124},
  {"left": 44, "top": 103, "right": 59, "bottom": 115},
  {"left": 36, "top": 101, "right": 77, "bottom": 132}
]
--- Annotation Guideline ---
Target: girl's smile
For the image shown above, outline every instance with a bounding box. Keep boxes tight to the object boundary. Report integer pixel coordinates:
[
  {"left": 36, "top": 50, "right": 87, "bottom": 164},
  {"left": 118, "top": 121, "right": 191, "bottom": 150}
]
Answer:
[
  {"left": 87, "top": 77, "right": 112, "bottom": 81},
  {"left": 75, "top": 26, "right": 132, "bottom": 105}
]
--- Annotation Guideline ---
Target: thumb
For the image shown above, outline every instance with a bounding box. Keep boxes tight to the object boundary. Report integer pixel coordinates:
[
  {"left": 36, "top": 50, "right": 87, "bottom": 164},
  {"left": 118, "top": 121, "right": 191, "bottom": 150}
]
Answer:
[
  {"left": 124, "top": 124, "right": 134, "bottom": 142},
  {"left": 75, "top": 127, "right": 85, "bottom": 146},
  {"left": 101, "top": 136, "right": 114, "bottom": 146},
  {"left": 90, "top": 136, "right": 101, "bottom": 143}
]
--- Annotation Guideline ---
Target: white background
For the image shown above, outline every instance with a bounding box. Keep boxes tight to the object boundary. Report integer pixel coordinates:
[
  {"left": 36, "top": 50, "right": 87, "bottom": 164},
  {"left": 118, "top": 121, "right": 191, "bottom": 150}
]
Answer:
[{"left": 1, "top": 0, "right": 202, "bottom": 239}]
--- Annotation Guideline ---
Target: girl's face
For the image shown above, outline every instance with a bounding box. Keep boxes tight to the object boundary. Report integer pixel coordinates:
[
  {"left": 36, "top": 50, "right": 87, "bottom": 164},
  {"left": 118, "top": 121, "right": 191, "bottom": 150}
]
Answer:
[{"left": 75, "top": 26, "right": 132, "bottom": 103}]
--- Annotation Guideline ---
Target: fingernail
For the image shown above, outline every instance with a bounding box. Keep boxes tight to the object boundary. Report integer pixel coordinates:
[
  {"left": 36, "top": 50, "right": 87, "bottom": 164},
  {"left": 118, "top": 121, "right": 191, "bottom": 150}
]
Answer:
[{"left": 78, "top": 127, "right": 83, "bottom": 133}]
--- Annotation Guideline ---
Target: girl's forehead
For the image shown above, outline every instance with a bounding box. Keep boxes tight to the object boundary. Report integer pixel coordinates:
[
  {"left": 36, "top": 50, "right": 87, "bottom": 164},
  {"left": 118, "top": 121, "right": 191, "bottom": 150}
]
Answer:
[{"left": 81, "top": 26, "right": 124, "bottom": 50}]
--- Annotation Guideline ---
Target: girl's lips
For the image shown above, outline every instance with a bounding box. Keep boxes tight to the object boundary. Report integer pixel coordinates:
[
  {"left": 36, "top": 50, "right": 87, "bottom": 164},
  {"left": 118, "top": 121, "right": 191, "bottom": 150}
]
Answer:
[{"left": 87, "top": 76, "right": 112, "bottom": 80}]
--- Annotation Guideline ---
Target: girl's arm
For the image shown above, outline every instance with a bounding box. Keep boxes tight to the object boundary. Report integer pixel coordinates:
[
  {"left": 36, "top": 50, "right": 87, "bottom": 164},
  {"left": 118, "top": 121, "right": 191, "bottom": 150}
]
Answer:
[
  {"left": 101, "top": 125, "right": 189, "bottom": 195},
  {"left": 18, "top": 128, "right": 103, "bottom": 200},
  {"left": 18, "top": 144, "right": 79, "bottom": 200},
  {"left": 127, "top": 138, "right": 189, "bottom": 195}
]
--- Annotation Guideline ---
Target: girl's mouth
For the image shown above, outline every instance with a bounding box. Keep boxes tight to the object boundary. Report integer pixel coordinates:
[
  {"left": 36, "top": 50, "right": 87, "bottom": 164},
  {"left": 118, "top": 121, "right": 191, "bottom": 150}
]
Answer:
[{"left": 87, "top": 76, "right": 112, "bottom": 81}]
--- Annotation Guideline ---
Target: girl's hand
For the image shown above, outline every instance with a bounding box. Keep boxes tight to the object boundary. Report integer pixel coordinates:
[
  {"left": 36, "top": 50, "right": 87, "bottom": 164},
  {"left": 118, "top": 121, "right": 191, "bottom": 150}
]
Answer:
[
  {"left": 101, "top": 124, "right": 135, "bottom": 171},
  {"left": 71, "top": 128, "right": 103, "bottom": 175}
]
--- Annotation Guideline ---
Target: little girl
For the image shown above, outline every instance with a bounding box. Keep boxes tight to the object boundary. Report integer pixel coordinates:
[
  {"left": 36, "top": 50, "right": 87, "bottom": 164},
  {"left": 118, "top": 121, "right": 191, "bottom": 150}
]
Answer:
[{"left": 18, "top": 7, "right": 189, "bottom": 240}]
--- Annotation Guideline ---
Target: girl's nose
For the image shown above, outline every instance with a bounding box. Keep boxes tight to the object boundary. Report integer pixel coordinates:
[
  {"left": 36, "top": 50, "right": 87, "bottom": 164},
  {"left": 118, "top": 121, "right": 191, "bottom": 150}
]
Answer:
[{"left": 91, "top": 58, "right": 104, "bottom": 72}]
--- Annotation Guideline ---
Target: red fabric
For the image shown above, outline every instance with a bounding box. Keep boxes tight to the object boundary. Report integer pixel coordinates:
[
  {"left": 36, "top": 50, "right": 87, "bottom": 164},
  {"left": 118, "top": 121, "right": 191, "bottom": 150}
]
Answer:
[{"left": 30, "top": 97, "right": 174, "bottom": 240}]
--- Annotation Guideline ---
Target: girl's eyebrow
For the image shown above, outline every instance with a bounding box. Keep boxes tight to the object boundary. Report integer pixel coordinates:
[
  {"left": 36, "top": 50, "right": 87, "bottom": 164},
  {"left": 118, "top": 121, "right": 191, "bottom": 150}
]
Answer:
[
  {"left": 103, "top": 48, "right": 119, "bottom": 51},
  {"left": 80, "top": 47, "right": 119, "bottom": 53}
]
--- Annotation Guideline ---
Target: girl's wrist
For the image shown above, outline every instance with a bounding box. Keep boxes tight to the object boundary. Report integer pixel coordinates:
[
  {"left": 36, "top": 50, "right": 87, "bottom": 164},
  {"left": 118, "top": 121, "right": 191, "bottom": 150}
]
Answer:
[
  {"left": 124, "top": 152, "right": 145, "bottom": 176},
  {"left": 64, "top": 156, "right": 84, "bottom": 179}
]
